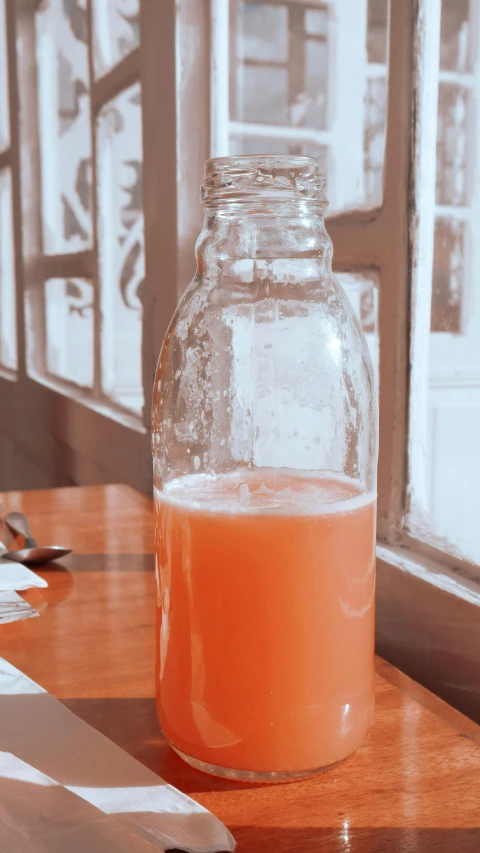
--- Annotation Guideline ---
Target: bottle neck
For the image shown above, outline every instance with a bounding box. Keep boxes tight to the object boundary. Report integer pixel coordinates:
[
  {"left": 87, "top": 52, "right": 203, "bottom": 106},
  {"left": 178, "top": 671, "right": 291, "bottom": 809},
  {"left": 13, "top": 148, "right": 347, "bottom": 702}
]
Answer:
[{"left": 195, "top": 204, "right": 333, "bottom": 277}]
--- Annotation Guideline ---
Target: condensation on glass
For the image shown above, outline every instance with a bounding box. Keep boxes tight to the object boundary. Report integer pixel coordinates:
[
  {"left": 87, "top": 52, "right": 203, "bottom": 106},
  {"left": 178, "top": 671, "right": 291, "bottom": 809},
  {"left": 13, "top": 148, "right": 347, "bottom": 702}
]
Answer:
[
  {"left": 410, "top": 0, "right": 480, "bottom": 565},
  {"left": 0, "top": 0, "right": 9, "bottom": 153},
  {"left": 93, "top": 0, "right": 140, "bottom": 78},
  {"left": 45, "top": 278, "right": 94, "bottom": 388},
  {"left": 227, "top": 0, "right": 389, "bottom": 213},
  {"left": 96, "top": 82, "right": 144, "bottom": 414},
  {"left": 35, "top": 0, "right": 93, "bottom": 254},
  {"left": 0, "top": 169, "right": 17, "bottom": 371}
]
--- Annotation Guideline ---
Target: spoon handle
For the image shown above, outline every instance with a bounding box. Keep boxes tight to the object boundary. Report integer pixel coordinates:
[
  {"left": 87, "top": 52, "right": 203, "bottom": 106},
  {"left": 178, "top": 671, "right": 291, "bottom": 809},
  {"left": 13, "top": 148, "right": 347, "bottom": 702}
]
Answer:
[{"left": 5, "top": 512, "right": 37, "bottom": 549}]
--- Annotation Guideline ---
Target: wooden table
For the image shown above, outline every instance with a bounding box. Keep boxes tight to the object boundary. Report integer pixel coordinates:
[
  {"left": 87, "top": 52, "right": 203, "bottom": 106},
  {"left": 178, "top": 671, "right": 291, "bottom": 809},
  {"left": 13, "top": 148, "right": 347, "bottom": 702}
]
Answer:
[{"left": 1, "top": 484, "right": 479, "bottom": 852}]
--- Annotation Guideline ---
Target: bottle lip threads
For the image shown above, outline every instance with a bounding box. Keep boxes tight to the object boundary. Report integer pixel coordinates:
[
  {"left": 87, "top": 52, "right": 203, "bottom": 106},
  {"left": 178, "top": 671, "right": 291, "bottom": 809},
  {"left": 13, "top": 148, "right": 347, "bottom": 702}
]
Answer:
[{"left": 201, "top": 154, "right": 328, "bottom": 208}]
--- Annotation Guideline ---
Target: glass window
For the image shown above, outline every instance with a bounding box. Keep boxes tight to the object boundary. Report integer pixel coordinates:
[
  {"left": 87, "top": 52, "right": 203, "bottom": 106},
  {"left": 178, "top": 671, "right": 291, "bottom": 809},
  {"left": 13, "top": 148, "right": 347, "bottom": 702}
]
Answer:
[
  {"left": 96, "top": 83, "right": 144, "bottom": 415},
  {"left": 409, "top": 0, "right": 480, "bottom": 564},
  {"left": 436, "top": 84, "right": 469, "bottom": 208},
  {"left": 439, "top": 0, "right": 471, "bottom": 72},
  {"left": 229, "top": 135, "right": 328, "bottom": 163},
  {"left": 0, "top": 0, "right": 9, "bottom": 152},
  {"left": 364, "top": 77, "right": 387, "bottom": 208},
  {"left": 93, "top": 0, "right": 140, "bottom": 78},
  {"left": 237, "top": 66, "right": 289, "bottom": 124},
  {"left": 29, "top": 1, "right": 145, "bottom": 419},
  {"left": 305, "top": 8, "right": 328, "bottom": 38},
  {"left": 36, "top": 0, "right": 93, "bottom": 254},
  {"left": 0, "top": 169, "right": 17, "bottom": 371},
  {"left": 228, "top": 0, "right": 389, "bottom": 213},
  {"left": 366, "top": 0, "right": 388, "bottom": 64},
  {"left": 431, "top": 219, "right": 464, "bottom": 334},
  {"left": 45, "top": 278, "right": 94, "bottom": 388},
  {"left": 304, "top": 39, "right": 328, "bottom": 130},
  {"left": 237, "top": 3, "right": 288, "bottom": 62}
]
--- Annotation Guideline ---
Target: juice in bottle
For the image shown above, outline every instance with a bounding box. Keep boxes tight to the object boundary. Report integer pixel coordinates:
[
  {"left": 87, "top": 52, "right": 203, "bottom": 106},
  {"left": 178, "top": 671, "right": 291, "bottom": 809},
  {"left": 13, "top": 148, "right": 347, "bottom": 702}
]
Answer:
[{"left": 155, "top": 468, "right": 376, "bottom": 780}]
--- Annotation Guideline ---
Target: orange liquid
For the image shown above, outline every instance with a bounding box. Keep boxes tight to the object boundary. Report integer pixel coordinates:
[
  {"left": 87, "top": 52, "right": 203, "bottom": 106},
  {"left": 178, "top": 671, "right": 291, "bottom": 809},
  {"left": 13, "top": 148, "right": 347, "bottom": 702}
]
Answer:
[{"left": 155, "top": 469, "right": 376, "bottom": 775}]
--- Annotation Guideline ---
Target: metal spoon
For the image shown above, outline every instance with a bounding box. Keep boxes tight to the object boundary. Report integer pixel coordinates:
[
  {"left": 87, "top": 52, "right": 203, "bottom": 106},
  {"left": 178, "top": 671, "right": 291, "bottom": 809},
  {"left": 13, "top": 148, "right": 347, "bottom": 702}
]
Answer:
[
  {"left": 2, "top": 512, "right": 72, "bottom": 565},
  {"left": 0, "top": 541, "right": 10, "bottom": 559}
]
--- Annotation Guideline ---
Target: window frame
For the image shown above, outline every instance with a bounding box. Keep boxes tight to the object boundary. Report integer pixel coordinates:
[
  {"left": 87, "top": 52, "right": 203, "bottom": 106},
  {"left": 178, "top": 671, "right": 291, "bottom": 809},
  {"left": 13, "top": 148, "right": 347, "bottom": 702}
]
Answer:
[
  {"left": 28, "top": 0, "right": 145, "bottom": 422},
  {"left": 0, "top": 0, "right": 180, "bottom": 493},
  {"left": 208, "top": 0, "right": 480, "bottom": 719}
]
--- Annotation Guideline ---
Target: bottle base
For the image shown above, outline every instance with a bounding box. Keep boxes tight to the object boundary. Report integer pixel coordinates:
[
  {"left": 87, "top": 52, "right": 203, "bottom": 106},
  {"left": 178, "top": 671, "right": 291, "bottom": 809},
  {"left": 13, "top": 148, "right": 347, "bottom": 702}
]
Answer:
[{"left": 172, "top": 745, "right": 343, "bottom": 784}]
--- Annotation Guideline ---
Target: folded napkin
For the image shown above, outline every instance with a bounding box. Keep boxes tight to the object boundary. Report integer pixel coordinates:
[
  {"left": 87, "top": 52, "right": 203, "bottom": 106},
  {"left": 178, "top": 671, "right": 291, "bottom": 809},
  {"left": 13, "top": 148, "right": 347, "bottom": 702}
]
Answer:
[
  {"left": 0, "top": 659, "right": 235, "bottom": 853},
  {"left": 0, "top": 561, "right": 47, "bottom": 623},
  {"left": 0, "top": 591, "right": 38, "bottom": 625},
  {"left": 0, "top": 752, "right": 164, "bottom": 852},
  {"left": 0, "top": 561, "right": 48, "bottom": 592}
]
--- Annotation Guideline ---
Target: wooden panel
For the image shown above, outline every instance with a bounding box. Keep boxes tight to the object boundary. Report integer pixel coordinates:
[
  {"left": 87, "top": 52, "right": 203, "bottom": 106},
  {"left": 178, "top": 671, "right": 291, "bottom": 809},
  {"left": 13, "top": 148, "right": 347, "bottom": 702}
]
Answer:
[
  {"left": 0, "top": 484, "right": 479, "bottom": 853},
  {"left": 0, "top": 377, "right": 150, "bottom": 494},
  {"left": 0, "top": 147, "right": 9, "bottom": 170},
  {"left": 37, "top": 251, "right": 96, "bottom": 283},
  {"left": 139, "top": 0, "right": 179, "bottom": 391},
  {"left": 176, "top": 0, "right": 210, "bottom": 297},
  {"left": 377, "top": 551, "right": 480, "bottom": 725}
]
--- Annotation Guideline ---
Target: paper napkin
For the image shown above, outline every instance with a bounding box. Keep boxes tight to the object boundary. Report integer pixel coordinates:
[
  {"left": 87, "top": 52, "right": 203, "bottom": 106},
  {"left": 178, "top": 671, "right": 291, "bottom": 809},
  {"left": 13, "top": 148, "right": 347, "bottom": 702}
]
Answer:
[
  {"left": 0, "top": 658, "right": 235, "bottom": 853},
  {"left": 0, "top": 752, "right": 165, "bottom": 852},
  {"left": 0, "top": 561, "right": 47, "bottom": 623}
]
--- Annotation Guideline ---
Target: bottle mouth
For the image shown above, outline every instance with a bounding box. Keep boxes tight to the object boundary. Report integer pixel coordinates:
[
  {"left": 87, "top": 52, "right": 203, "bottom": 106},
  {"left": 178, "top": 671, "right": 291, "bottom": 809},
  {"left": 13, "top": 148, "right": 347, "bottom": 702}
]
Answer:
[{"left": 201, "top": 154, "right": 327, "bottom": 208}]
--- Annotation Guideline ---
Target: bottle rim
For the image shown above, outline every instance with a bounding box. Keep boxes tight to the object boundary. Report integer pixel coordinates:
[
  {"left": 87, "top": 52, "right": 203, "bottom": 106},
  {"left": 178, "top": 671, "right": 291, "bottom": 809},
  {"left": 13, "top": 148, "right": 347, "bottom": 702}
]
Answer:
[{"left": 201, "top": 154, "right": 328, "bottom": 208}]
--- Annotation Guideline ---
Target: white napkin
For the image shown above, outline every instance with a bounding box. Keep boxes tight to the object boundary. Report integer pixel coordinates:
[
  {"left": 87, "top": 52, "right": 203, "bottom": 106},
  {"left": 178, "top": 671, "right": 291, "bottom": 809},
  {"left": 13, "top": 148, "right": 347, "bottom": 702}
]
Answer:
[
  {"left": 0, "top": 561, "right": 48, "bottom": 592},
  {"left": 0, "top": 591, "right": 38, "bottom": 625},
  {"left": 0, "top": 752, "right": 164, "bottom": 852},
  {"left": 0, "top": 658, "right": 236, "bottom": 853},
  {"left": 0, "top": 561, "right": 47, "bottom": 623}
]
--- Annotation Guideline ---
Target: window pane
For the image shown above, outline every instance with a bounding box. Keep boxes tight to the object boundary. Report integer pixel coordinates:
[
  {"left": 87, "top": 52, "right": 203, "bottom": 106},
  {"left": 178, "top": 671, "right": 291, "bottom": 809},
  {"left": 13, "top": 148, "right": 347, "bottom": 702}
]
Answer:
[
  {"left": 408, "top": 0, "right": 480, "bottom": 564},
  {"left": 36, "top": 0, "right": 93, "bottom": 254},
  {"left": 236, "top": 66, "right": 288, "bottom": 124},
  {"left": 367, "top": 0, "right": 388, "bottom": 64},
  {"left": 229, "top": 134, "right": 327, "bottom": 162},
  {"left": 440, "top": 0, "right": 471, "bottom": 72},
  {"left": 96, "top": 83, "right": 144, "bottom": 415},
  {"left": 305, "top": 8, "right": 328, "bottom": 38},
  {"left": 303, "top": 39, "right": 328, "bottom": 130},
  {"left": 364, "top": 76, "right": 387, "bottom": 208},
  {"left": 431, "top": 219, "right": 464, "bottom": 334},
  {"left": 228, "top": 0, "right": 389, "bottom": 213},
  {"left": 0, "top": 169, "right": 17, "bottom": 371},
  {"left": 336, "top": 271, "right": 379, "bottom": 390},
  {"left": 93, "top": 0, "right": 140, "bottom": 78},
  {"left": 436, "top": 84, "right": 469, "bottom": 207},
  {"left": 237, "top": 3, "right": 288, "bottom": 62},
  {"left": 0, "top": 0, "right": 9, "bottom": 152},
  {"left": 45, "top": 278, "right": 94, "bottom": 387},
  {"left": 230, "top": 135, "right": 292, "bottom": 156}
]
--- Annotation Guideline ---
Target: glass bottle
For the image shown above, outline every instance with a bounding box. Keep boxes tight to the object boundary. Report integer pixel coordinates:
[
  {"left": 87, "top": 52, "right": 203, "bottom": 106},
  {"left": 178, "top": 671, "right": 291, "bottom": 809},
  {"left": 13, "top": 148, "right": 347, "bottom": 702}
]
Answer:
[{"left": 152, "top": 155, "right": 377, "bottom": 782}]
